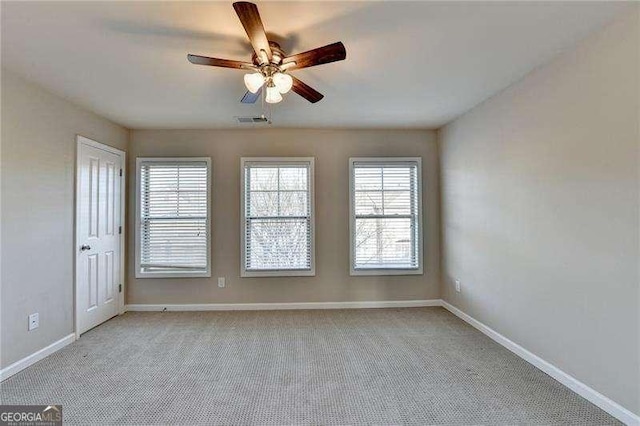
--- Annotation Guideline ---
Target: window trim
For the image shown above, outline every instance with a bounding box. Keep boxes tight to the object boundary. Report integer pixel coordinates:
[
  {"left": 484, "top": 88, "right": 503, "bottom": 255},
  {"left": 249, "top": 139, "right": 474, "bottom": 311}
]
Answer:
[
  {"left": 240, "top": 157, "right": 316, "bottom": 278},
  {"left": 135, "top": 157, "right": 212, "bottom": 279},
  {"left": 349, "top": 157, "right": 423, "bottom": 276}
]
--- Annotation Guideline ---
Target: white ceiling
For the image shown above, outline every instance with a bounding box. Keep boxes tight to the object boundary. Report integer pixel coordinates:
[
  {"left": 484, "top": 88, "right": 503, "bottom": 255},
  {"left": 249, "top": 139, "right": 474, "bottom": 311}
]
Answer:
[{"left": 1, "top": 1, "right": 628, "bottom": 129}]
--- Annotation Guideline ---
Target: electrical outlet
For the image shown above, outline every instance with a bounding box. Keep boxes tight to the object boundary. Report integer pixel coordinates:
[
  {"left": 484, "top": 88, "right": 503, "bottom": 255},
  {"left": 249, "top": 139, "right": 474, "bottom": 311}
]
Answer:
[
  {"left": 217, "top": 277, "right": 226, "bottom": 288},
  {"left": 28, "top": 313, "right": 39, "bottom": 331},
  {"left": 455, "top": 280, "right": 461, "bottom": 293}
]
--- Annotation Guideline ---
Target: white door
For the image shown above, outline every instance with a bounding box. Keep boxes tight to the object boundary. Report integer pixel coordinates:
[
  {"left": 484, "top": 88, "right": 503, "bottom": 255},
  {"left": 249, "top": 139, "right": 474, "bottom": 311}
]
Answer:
[{"left": 76, "top": 138, "right": 123, "bottom": 335}]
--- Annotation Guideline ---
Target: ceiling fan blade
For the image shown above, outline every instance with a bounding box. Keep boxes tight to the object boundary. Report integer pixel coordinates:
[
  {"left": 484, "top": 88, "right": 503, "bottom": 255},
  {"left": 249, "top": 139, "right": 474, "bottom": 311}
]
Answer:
[
  {"left": 188, "top": 54, "right": 254, "bottom": 70},
  {"left": 241, "top": 88, "right": 262, "bottom": 104},
  {"left": 282, "top": 42, "right": 346, "bottom": 70},
  {"left": 232, "top": 2, "right": 272, "bottom": 63},
  {"left": 291, "top": 77, "right": 324, "bottom": 103}
]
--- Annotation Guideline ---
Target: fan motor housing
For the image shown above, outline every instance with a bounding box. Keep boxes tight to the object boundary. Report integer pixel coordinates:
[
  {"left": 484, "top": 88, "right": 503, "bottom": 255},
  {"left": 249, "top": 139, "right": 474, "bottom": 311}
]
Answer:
[{"left": 252, "top": 41, "right": 286, "bottom": 66}]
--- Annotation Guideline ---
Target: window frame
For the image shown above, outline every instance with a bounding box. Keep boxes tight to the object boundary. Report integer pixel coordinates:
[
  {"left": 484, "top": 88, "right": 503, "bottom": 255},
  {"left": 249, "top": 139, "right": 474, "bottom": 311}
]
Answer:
[
  {"left": 135, "top": 157, "right": 212, "bottom": 279},
  {"left": 240, "top": 157, "right": 316, "bottom": 278},
  {"left": 349, "top": 157, "right": 423, "bottom": 276}
]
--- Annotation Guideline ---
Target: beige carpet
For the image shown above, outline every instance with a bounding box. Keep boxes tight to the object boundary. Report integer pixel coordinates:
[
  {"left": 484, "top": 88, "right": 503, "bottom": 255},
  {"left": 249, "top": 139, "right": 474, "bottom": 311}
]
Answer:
[{"left": 0, "top": 308, "right": 619, "bottom": 425}]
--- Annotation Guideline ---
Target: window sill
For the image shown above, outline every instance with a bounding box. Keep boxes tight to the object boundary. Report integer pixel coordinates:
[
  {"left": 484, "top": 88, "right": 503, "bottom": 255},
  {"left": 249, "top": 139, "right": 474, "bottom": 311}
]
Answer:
[
  {"left": 135, "top": 271, "right": 211, "bottom": 279},
  {"left": 350, "top": 268, "right": 423, "bottom": 276},
  {"left": 241, "top": 269, "right": 315, "bottom": 278}
]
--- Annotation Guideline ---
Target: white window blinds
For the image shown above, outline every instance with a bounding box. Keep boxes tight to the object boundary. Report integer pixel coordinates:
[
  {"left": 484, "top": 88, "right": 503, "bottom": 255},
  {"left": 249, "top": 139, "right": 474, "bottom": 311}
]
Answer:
[
  {"left": 242, "top": 158, "right": 315, "bottom": 276},
  {"left": 137, "top": 159, "right": 210, "bottom": 277},
  {"left": 350, "top": 158, "right": 422, "bottom": 273}
]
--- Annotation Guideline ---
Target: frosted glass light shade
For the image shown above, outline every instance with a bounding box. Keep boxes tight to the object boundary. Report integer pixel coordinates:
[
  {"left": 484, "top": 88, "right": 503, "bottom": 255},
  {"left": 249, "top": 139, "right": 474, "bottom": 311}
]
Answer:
[
  {"left": 244, "top": 73, "right": 265, "bottom": 93},
  {"left": 265, "top": 86, "right": 283, "bottom": 104},
  {"left": 272, "top": 72, "right": 293, "bottom": 94}
]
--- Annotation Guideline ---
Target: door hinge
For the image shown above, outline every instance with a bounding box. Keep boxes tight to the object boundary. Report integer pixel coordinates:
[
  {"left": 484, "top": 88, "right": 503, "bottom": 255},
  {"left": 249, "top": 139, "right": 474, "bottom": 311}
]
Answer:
[
  {"left": 119, "top": 169, "right": 123, "bottom": 177},
  {"left": 118, "top": 226, "right": 122, "bottom": 234},
  {"left": 119, "top": 284, "right": 122, "bottom": 293}
]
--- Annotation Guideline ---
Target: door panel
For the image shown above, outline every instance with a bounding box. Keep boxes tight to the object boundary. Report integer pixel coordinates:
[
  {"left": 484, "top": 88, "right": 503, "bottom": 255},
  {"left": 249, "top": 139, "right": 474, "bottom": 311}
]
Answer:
[
  {"left": 87, "top": 253, "right": 98, "bottom": 310},
  {"left": 105, "top": 250, "right": 114, "bottom": 303},
  {"left": 77, "top": 141, "right": 122, "bottom": 335},
  {"left": 89, "top": 157, "right": 99, "bottom": 238},
  {"left": 105, "top": 162, "right": 116, "bottom": 236}
]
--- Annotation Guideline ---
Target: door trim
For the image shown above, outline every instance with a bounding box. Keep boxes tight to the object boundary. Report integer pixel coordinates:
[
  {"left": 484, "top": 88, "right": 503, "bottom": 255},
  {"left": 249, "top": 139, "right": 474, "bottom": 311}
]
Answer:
[{"left": 74, "top": 135, "right": 126, "bottom": 339}]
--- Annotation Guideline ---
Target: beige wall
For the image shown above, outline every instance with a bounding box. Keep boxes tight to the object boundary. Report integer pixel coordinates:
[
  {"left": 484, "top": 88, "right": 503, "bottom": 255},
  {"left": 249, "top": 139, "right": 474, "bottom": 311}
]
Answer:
[
  {"left": 0, "top": 69, "right": 128, "bottom": 369},
  {"left": 127, "top": 129, "right": 439, "bottom": 305},
  {"left": 438, "top": 8, "right": 639, "bottom": 415}
]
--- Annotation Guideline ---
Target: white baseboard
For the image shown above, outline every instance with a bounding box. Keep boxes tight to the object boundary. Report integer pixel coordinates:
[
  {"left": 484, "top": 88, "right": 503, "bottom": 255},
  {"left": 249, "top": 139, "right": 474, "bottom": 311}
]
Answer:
[
  {"left": 441, "top": 301, "right": 639, "bottom": 426},
  {"left": 125, "top": 299, "right": 441, "bottom": 312},
  {"left": 0, "top": 333, "right": 75, "bottom": 382}
]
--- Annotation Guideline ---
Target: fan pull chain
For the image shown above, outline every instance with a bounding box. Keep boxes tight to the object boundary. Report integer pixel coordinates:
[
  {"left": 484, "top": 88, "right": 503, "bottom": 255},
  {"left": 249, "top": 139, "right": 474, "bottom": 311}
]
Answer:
[{"left": 259, "top": 85, "right": 273, "bottom": 124}]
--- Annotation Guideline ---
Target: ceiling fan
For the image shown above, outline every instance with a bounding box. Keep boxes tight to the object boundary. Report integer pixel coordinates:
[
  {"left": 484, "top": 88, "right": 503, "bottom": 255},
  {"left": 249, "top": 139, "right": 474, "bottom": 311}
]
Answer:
[{"left": 188, "top": 2, "right": 346, "bottom": 104}]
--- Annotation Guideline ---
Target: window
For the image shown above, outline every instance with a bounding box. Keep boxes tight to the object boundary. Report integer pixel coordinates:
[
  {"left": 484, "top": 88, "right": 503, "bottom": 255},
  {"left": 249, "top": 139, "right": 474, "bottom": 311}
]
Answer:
[
  {"left": 135, "top": 158, "right": 211, "bottom": 278},
  {"left": 349, "top": 158, "right": 422, "bottom": 275},
  {"left": 241, "top": 158, "right": 315, "bottom": 277}
]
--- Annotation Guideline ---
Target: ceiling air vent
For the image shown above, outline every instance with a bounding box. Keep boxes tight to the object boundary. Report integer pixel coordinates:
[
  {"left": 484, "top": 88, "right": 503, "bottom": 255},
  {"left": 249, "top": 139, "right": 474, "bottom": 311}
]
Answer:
[{"left": 236, "top": 116, "right": 269, "bottom": 124}]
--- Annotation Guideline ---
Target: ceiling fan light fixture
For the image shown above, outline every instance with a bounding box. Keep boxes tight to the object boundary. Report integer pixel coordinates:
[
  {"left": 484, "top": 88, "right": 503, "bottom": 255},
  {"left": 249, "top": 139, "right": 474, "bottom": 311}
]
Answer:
[
  {"left": 272, "top": 72, "right": 293, "bottom": 94},
  {"left": 265, "top": 85, "right": 283, "bottom": 104},
  {"left": 244, "top": 72, "right": 265, "bottom": 93},
  {"left": 188, "top": 3, "right": 347, "bottom": 106}
]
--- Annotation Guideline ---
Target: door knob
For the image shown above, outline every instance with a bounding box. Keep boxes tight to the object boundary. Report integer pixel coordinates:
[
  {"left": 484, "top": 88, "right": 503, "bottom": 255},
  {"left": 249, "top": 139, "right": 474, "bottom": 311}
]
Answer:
[{"left": 80, "top": 244, "right": 91, "bottom": 251}]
